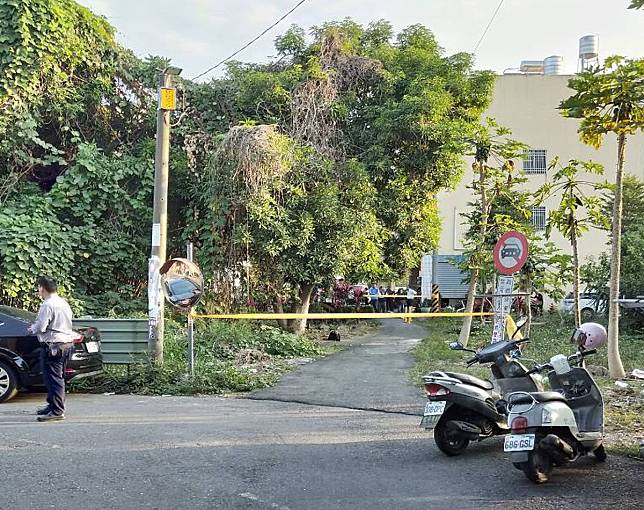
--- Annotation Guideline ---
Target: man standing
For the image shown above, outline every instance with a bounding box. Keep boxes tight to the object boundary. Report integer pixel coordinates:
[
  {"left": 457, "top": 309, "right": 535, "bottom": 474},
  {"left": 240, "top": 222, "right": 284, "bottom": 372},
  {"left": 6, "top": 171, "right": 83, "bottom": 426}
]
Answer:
[
  {"left": 368, "top": 283, "right": 380, "bottom": 312},
  {"left": 27, "top": 276, "right": 75, "bottom": 422},
  {"left": 406, "top": 287, "right": 418, "bottom": 313}
]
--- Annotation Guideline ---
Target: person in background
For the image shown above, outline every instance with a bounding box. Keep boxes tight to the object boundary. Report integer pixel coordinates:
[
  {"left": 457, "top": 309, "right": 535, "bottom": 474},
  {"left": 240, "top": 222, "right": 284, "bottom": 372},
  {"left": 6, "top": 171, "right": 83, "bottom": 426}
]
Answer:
[
  {"left": 396, "top": 287, "right": 406, "bottom": 313},
  {"left": 378, "top": 286, "right": 387, "bottom": 312},
  {"left": 27, "top": 276, "right": 75, "bottom": 422},
  {"left": 368, "top": 283, "right": 380, "bottom": 312},
  {"left": 385, "top": 286, "right": 394, "bottom": 313},
  {"left": 406, "top": 286, "right": 417, "bottom": 313}
]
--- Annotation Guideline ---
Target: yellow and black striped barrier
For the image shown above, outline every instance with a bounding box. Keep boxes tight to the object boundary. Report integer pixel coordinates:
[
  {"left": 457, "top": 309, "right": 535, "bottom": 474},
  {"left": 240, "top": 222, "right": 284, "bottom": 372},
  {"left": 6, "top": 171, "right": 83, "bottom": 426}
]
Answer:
[{"left": 431, "top": 284, "right": 440, "bottom": 313}]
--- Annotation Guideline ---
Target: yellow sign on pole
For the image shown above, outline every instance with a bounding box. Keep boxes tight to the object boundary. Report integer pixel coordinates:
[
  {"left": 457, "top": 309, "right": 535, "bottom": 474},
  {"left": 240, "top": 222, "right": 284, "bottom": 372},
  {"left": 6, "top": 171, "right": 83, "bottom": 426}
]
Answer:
[{"left": 159, "top": 87, "right": 176, "bottom": 110}]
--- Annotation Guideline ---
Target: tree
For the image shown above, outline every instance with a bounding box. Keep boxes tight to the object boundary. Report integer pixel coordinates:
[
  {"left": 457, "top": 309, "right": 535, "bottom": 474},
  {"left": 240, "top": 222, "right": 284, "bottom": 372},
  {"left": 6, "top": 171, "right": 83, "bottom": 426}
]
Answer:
[
  {"left": 184, "top": 21, "right": 494, "bottom": 331},
  {"left": 628, "top": 0, "right": 644, "bottom": 9},
  {"left": 458, "top": 121, "right": 527, "bottom": 345},
  {"left": 191, "top": 125, "right": 383, "bottom": 333},
  {"left": 537, "top": 159, "right": 609, "bottom": 326},
  {"left": 560, "top": 57, "right": 644, "bottom": 378}
]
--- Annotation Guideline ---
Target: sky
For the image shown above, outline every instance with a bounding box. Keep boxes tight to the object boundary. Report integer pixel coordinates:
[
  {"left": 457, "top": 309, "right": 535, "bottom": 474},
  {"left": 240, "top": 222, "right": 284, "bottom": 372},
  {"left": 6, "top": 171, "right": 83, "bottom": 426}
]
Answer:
[{"left": 78, "top": 0, "right": 644, "bottom": 81}]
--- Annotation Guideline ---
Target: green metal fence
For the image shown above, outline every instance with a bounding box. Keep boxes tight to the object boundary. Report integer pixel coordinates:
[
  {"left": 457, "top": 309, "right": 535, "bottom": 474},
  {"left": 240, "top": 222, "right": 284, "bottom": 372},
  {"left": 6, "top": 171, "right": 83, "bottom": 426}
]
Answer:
[{"left": 73, "top": 318, "right": 148, "bottom": 364}]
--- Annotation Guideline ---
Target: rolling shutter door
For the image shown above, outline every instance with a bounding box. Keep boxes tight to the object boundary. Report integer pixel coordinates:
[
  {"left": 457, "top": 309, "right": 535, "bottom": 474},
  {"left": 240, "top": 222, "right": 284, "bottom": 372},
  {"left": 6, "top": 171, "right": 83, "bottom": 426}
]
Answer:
[{"left": 436, "top": 255, "right": 470, "bottom": 299}]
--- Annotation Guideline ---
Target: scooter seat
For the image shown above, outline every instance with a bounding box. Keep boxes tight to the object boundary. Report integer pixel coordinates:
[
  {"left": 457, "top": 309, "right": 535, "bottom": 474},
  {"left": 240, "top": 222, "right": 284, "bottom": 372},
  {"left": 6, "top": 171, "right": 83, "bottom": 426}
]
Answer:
[
  {"left": 509, "top": 391, "right": 566, "bottom": 405},
  {"left": 443, "top": 372, "right": 494, "bottom": 391}
]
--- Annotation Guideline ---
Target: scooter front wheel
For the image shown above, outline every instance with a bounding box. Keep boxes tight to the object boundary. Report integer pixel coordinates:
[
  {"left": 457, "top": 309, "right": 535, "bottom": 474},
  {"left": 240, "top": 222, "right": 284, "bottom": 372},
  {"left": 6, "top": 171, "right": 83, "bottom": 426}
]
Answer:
[
  {"left": 523, "top": 449, "right": 553, "bottom": 484},
  {"left": 433, "top": 420, "right": 470, "bottom": 456}
]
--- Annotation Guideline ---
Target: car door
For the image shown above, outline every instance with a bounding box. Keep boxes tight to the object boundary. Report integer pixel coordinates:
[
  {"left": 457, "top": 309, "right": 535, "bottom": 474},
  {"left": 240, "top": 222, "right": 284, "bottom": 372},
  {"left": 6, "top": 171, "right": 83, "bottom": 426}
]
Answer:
[{"left": 0, "top": 311, "right": 43, "bottom": 385}]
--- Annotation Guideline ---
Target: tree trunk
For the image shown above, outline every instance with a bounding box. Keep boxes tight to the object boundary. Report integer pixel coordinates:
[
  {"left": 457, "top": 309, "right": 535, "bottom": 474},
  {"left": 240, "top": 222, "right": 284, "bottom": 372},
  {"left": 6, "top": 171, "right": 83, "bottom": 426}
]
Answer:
[
  {"left": 275, "top": 299, "right": 288, "bottom": 331},
  {"left": 286, "top": 284, "right": 314, "bottom": 335},
  {"left": 525, "top": 278, "right": 533, "bottom": 339},
  {"left": 571, "top": 218, "right": 581, "bottom": 328},
  {"left": 607, "top": 134, "right": 626, "bottom": 379},
  {"left": 458, "top": 271, "right": 478, "bottom": 347},
  {"left": 459, "top": 161, "right": 488, "bottom": 347}
]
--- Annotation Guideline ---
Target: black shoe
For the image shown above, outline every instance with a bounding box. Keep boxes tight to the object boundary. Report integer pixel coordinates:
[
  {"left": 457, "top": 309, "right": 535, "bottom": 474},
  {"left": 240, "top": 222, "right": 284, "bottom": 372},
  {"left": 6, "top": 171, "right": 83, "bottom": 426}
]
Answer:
[
  {"left": 36, "top": 405, "right": 51, "bottom": 416},
  {"left": 37, "top": 412, "right": 65, "bottom": 422}
]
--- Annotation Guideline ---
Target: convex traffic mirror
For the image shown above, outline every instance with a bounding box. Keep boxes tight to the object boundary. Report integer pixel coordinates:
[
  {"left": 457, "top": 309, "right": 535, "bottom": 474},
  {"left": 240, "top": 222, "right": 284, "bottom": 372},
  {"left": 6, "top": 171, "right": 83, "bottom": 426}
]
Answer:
[{"left": 159, "top": 258, "right": 204, "bottom": 311}]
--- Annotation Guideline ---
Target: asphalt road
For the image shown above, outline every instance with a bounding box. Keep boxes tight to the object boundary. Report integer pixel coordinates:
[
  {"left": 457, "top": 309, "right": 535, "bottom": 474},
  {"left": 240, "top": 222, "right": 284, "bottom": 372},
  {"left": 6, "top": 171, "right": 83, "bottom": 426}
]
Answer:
[{"left": 0, "top": 320, "right": 642, "bottom": 510}]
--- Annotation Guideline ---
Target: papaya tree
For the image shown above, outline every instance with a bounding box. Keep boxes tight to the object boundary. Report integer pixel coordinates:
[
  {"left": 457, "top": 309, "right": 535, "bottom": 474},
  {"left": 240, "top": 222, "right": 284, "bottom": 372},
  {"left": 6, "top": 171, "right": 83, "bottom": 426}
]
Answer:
[
  {"left": 536, "top": 159, "right": 609, "bottom": 327},
  {"left": 560, "top": 57, "right": 644, "bottom": 378}
]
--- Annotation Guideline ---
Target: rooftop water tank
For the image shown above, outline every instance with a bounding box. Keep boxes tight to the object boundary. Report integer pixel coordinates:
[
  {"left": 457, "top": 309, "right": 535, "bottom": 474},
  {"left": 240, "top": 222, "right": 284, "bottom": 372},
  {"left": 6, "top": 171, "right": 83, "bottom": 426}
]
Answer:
[
  {"left": 544, "top": 55, "right": 564, "bottom": 75},
  {"left": 519, "top": 60, "right": 544, "bottom": 74},
  {"left": 579, "top": 35, "right": 599, "bottom": 59}
]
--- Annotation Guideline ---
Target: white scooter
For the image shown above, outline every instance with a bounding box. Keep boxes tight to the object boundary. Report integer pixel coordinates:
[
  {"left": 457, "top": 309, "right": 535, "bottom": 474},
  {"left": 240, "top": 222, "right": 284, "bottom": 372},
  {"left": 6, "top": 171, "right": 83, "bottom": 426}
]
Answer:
[{"left": 504, "top": 324, "right": 607, "bottom": 483}]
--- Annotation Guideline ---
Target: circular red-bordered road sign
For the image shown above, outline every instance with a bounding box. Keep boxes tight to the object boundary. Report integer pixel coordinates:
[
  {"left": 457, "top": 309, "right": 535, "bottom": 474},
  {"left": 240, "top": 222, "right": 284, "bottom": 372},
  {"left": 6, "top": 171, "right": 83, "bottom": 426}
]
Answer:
[{"left": 493, "top": 231, "right": 529, "bottom": 275}]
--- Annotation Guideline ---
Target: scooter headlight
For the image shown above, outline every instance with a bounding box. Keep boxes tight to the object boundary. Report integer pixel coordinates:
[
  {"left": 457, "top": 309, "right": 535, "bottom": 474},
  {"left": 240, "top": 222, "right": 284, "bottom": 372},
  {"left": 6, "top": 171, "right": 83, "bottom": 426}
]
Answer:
[{"left": 542, "top": 407, "right": 552, "bottom": 424}]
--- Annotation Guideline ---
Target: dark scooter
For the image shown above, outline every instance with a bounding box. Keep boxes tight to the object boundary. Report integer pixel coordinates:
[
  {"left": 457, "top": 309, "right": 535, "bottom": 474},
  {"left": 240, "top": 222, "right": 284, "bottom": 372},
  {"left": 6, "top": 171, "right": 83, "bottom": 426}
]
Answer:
[{"left": 420, "top": 329, "right": 543, "bottom": 456}]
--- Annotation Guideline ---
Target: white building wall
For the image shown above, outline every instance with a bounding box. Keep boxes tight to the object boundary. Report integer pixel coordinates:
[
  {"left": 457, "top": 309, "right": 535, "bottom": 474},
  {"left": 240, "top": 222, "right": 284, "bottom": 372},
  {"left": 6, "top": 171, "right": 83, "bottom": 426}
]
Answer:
[{"left": 438, "top": 75, "right": 644, "bottom": 281}]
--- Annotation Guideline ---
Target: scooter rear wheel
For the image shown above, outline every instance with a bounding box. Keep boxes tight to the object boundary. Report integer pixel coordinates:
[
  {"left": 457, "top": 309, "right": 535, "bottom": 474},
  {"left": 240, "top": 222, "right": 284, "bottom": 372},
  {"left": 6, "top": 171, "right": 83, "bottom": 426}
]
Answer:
[
  {"left": 434, "top": 420, "right": 470, "bottom": 456},
  {"left": 523, "top": 449, "right": 553, "bottom": 484},
  {"left": 592, "top": 444, "right": 607, "bottom": 462}
]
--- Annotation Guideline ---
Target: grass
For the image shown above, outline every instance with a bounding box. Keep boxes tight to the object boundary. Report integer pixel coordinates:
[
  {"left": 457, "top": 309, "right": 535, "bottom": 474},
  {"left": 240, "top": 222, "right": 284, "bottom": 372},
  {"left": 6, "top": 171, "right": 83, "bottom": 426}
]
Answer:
[
  {"left": 72, "top": 319, "right": 328, "bottom": 396},
  {"left": 412, "top": 314, "right": 644, "bottom": 457}
]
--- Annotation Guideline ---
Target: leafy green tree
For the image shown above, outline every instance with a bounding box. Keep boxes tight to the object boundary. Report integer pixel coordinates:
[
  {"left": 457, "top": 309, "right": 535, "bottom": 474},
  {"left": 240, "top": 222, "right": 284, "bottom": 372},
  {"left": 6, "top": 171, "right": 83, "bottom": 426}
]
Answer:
[
  {"left": 560, "top": 56, "right": 644, "bottom": 378},
  {"left": 183, "top": 20, "right": 494, "bottom": 282},
  {"left": 0, "top": 0, "right": 158, "bottom": 202},
  {"left": 628, "top": 0, "right": 644, "bottom": 9},
  {"left": 537, "top": 159, "right": 609, "bottom": 326},
  {"left": 0, "top": 184, "right": 76, "bottom": 309},
  {"left": 458, "top": 121, "right": 526, "bottom": 345},
  {"left": 190, "top": 125, "right": 383, "bottom": 333}
]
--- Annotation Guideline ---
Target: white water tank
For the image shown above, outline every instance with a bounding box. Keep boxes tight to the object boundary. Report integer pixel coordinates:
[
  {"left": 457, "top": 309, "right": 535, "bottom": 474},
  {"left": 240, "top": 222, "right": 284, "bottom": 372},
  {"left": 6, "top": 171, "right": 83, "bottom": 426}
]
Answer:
[
  {"left": 579, "top": 35, "right": 599, "bottom": 59},
  {"left": 519, "top": 60, "right": 544, "bottom": 74},
  {"left": 544, "top": 55, "right": 564, "bottom": 75}
]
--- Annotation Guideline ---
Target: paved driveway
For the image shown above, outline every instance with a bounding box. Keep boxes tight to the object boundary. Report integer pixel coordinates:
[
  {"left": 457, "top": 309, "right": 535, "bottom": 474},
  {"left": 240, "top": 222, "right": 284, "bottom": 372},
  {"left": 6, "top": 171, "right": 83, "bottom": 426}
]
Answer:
[{"left": 0, "top": 320, "right": 642, "bottom": 509}]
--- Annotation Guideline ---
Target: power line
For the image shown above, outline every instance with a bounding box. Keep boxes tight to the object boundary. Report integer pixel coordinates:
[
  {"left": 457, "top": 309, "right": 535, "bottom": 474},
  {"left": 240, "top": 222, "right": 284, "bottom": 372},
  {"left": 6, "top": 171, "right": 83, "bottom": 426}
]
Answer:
[
  {"left": 472, "top": 0, "right": 506, "bottom": 54},
  {"left": 192, "top": 0, "right": 309, "bottom": 81}
]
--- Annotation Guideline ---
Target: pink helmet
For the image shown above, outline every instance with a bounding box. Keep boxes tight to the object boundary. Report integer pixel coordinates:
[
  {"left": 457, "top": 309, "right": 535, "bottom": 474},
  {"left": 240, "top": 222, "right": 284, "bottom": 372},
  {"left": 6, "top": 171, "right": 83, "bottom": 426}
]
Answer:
[{"left": 573, "top": 322, "right": 607, "bottom": 350}]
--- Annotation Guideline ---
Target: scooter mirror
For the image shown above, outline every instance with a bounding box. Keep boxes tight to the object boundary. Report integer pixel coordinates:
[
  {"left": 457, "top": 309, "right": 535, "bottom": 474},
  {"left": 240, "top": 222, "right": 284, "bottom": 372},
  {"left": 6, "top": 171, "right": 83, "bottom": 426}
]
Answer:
[{"left": 449, "top": 341, "right": 464, "bottom": 351}]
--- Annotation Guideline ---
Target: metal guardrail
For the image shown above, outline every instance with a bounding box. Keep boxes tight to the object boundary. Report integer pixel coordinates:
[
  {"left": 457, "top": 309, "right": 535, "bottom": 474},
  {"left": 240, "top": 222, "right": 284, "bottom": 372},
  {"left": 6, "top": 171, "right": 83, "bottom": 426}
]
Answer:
[{"left": 72, "top": 318, "right": 148, "bottom": 364}]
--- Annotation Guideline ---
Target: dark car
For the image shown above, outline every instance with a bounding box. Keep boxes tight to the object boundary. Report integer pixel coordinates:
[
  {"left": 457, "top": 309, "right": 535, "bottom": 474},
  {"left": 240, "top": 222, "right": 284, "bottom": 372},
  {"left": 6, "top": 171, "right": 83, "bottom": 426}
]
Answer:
[
  {"left": 501, "top": 241, "right": 521, "bottom": 259},
  {"left": 163, "top": 277, "right": 202, "bottom": 308},
  {"left": 0, "top": 305, "right": 103, "bottom": 403}
]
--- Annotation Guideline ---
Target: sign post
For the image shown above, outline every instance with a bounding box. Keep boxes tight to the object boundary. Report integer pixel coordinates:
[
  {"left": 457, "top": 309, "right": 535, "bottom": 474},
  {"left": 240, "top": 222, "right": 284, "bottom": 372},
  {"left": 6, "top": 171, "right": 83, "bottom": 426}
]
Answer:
[{"left": 491, "top": 231, "right": 529, "bottom": 343}]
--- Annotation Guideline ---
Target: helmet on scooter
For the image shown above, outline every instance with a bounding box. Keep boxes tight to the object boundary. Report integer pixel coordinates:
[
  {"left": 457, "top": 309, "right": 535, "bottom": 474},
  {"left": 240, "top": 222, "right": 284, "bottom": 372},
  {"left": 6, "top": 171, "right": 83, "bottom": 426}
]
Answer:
[{"left": 572, "top": 322, "right": 607, "bottom": 351}]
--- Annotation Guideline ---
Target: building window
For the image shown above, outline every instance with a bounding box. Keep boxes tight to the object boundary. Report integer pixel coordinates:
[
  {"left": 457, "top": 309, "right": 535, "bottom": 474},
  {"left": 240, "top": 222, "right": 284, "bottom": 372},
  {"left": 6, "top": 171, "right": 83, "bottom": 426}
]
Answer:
[
  {"left": 523, "top": 149, "right": 547, "bottom": 174},
  {"left": 531, "top": 206, "right": 547, "bottom": 231}
]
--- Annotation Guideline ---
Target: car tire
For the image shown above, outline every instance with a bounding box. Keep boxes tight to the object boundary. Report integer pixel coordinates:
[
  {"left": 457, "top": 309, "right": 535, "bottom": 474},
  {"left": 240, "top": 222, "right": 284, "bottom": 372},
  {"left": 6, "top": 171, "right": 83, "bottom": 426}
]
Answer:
[
  {"left": 0, "top": 361, "right": 19, "bottom": 404},
  {"left": 581, "top": 307, "right": 595, "bottom": 320}
]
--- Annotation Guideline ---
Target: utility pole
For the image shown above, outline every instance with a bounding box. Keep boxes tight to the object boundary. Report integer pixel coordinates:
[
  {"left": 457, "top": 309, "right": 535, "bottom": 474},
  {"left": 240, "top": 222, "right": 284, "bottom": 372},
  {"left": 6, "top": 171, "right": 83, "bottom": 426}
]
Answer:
[{"left": 148, "top": 66, "right": 182, "bottom": 363}]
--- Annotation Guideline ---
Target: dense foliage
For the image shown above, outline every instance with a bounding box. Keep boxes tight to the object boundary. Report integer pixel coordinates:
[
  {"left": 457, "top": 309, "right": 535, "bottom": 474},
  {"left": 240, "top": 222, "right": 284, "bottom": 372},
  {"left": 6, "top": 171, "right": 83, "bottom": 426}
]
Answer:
[{"left": 0, "top": 3, "right": 496, "bottom": 330}]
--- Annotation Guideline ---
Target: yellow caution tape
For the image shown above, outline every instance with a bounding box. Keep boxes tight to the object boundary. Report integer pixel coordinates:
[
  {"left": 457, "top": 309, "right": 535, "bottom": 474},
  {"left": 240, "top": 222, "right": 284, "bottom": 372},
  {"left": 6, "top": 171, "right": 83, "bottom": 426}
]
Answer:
[{"left": 191, "top": 311, "right": 494, "bottom": 320}]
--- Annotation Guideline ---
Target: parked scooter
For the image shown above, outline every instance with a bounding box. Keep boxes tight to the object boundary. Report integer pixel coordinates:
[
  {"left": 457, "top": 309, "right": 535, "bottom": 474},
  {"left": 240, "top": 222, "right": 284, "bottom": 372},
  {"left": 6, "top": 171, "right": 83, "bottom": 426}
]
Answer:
[
  {"left": 420, "top": 325, "right": 544, "bottom": 456},
  {"left": 504, "top": 323, "right": 608, "bottom": 484}
]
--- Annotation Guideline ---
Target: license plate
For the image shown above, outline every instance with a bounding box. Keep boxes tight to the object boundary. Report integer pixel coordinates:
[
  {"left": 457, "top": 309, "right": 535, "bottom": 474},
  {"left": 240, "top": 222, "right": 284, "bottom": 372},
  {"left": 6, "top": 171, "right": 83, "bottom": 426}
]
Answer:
[
  {"left": 424, "top": 401, "right": 446, "bottom": 416},
  {"left": 504, "top": 434, "right": 535, "bottom": 452},
  {"left": 85, "top": 341, "right": 99, "bottom": 353}
]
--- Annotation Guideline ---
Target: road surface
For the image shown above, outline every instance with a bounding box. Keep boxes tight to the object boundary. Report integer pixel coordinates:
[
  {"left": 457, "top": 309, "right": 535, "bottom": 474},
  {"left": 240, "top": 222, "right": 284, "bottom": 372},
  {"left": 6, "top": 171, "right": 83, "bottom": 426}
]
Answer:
[{"left": 0, "top": 320, "right": 641, "bottom": 510}]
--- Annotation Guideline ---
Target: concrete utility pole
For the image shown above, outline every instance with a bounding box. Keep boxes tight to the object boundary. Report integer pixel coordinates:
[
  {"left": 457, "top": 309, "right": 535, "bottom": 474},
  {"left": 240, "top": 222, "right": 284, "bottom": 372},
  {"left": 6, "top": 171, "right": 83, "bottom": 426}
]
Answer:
[{"left": 148, "top": 66, "right": 182, "bottom": 363}]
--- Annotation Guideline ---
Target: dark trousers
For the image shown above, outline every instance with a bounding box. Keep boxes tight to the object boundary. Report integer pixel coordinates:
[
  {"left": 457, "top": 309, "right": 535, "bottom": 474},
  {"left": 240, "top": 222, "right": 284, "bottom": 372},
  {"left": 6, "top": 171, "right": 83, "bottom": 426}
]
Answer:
[{"left": 40, "top": 346, "right": 70, "bottom": 416}]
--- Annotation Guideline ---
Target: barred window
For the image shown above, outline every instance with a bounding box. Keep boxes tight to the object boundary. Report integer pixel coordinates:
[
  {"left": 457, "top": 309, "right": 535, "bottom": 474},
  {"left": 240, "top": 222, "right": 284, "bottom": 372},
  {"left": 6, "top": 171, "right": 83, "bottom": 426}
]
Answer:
[
  {"left": 531, "top": 206, "right": 547, "bottom": 231},
  {"left": 523, "top": 149, "right": 547, "bottom": 174}
]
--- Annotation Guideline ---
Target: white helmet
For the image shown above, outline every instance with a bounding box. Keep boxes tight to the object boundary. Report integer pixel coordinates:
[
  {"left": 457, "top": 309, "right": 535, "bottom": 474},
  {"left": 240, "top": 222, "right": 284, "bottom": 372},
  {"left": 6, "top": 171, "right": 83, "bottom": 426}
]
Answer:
[{"left": 572, "top": 322, "right": 607, "bottom": 351}]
